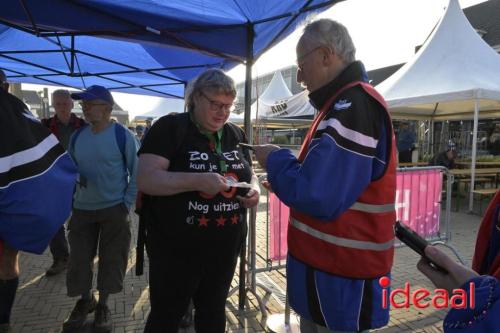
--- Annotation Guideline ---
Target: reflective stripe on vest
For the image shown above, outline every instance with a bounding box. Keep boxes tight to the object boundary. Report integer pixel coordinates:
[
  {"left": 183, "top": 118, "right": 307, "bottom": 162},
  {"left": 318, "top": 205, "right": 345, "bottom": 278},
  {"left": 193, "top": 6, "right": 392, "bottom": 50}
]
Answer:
[
  {"left": 290, "top": 218, "right": 394, "bottom": 251},
  {"left": 349, "top": 201, "right": 395, "bottom": 213}
]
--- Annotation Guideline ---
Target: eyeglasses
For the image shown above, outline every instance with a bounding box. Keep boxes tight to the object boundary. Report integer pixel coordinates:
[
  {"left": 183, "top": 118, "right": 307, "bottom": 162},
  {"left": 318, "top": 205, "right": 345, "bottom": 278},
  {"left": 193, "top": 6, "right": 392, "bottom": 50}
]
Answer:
[
  {"left": 200, "top": 92, "right": 235, "bottom": 112},
  {"left": 79, "top": 101, "right": 109, "bottom": 109},
  {"left": 295, "top": 46, "right": 323, "bottom": 71}
]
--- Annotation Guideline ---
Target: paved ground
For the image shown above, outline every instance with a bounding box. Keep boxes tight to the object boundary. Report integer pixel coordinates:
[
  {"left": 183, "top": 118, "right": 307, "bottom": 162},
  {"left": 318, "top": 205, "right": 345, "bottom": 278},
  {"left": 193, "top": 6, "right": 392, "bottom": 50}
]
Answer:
[{"left": 10, "top": 193, "right": 484, "bottom": 333}]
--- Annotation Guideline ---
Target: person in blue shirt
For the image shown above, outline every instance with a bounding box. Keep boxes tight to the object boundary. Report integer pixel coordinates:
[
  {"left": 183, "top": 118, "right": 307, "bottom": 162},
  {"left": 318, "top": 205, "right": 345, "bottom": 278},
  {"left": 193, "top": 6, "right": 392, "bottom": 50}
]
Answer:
[
  {"left": 396, "top": 122, "right": 416, "bottom": 163},
  {"left": 62, "top": 85, "right": 138, "bottom": 333}
]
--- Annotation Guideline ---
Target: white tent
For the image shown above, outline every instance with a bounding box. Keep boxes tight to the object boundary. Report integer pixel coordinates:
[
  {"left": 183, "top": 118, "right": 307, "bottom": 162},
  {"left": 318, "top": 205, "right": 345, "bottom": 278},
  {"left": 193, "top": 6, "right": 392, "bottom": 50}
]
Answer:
[
  {"left": 230, "top": 71, "right": 315, "bottom": 127},
  {"left": 376, "top": 0, "right": 500, "bottom": 211},
  {"left": 257, "top": 70, "right": 293, "bottom": 105},
  {"left": 377, "top": 0, "right": 500, "bottom": 121},
  {"left": 133, "top": 98, "right": 185, "bottom": 122}
]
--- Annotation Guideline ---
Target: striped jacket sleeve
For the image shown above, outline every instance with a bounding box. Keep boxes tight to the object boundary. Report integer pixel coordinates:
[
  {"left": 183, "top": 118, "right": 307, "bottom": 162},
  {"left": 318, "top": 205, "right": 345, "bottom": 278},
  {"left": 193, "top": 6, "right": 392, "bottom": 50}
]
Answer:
[
  {"left": 0, "top": 91, "right": 78, "bottom": 254},
  {"left": 266, "top": 88, "right": 389, "bottom": 221}
]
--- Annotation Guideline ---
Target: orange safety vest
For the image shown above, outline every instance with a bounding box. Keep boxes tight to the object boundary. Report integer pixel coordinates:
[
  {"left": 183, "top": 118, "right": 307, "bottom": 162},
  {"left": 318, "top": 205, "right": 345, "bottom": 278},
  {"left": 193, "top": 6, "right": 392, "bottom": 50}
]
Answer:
[{"left": 288, "top": 81, "right": 397, "bottom": 279}]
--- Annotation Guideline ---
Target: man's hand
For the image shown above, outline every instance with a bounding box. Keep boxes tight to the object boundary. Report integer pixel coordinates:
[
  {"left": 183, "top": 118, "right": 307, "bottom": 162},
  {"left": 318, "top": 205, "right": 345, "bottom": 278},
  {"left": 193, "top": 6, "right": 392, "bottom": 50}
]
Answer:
[
  {"left": 417, "top": 245, "right": 478, "bottom": 293},
  {"left": 253, "top": 144, "right": 280, "bottom": 170},
  {"left": 261, "top": 180, "right": 273, "bottom": 193},
  {"left": 236, "top": 188, "right": 260, "bottom": 208}
]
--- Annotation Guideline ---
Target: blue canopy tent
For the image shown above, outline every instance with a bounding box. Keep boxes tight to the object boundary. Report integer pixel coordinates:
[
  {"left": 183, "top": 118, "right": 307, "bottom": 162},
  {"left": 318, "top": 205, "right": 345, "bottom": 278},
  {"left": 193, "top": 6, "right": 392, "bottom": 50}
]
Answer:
[
  {"left": 0, "top": 0, "right": 343, "bottom": 135},
  {"left": 0, "top": 23, "right": 231, "bottom": 98},
  {"left": 1, "top": 1, "right": 340, "bottom": 60},
  {"left": 0, "top": 0, "right": 344, "bottom": 319}
]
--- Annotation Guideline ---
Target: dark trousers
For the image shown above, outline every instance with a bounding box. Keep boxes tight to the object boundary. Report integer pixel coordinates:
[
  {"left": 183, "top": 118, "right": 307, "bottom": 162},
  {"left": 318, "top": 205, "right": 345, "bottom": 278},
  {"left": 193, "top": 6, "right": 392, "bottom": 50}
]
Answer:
[
  {"left": 66, "top": 204, "right": 131, "bottom": 296},
  {"left": 144, "top": 225, "right": 245, "bottom": 333},
  {"left": 49, "top": 225, "right": 69, "bottom": 260},
  {"left": 399, "top": 150, "right": 412, "bottom": 163}
]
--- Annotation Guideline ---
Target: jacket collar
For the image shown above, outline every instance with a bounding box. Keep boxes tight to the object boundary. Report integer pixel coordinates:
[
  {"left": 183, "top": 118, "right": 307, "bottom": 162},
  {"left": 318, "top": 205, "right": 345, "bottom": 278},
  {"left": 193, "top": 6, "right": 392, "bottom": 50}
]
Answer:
[{"left": 308, "top": 61, "right": 368, "bottom": 110}]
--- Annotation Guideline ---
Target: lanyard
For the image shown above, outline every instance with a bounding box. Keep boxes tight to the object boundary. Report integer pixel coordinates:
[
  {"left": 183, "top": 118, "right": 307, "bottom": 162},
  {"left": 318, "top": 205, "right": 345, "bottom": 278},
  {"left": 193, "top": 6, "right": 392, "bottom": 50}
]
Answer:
[
  {"left": 189, "top": 112, "right": 227, "bottom": 173},
  {"left": 206, "top": 130, "right": 227, "bottom": 173}
]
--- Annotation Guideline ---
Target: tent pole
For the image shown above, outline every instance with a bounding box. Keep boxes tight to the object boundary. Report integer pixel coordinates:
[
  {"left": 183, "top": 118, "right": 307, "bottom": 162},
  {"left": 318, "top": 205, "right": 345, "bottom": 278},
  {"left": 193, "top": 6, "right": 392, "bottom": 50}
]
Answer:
[
  {"left": 468, "top": 99, "right": 479, "bottom": 212},
  {"left": 244, "top": 23, "right": 254, "bottom": 144},
  {"left": 429, "top": 103, "right": 439, "bottom": 156},
  {"left": 239, "top": 22, "right": 254, "bottom": 312},
  {"left": 70, "top": 36, "right": 75, "bottom": 75},
  {"left": 430, "top": 120, "right": 434, "bottom": 155}
]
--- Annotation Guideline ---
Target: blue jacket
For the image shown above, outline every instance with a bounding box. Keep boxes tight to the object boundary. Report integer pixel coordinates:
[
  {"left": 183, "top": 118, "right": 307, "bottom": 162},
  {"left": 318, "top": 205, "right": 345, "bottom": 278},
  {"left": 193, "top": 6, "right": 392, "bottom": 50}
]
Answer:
[
  {"left": 267, "top": 62, "right": 393, "bottom": 331},
  {"left": 0, "top": 89, "right": 77, "bottom": 254}
]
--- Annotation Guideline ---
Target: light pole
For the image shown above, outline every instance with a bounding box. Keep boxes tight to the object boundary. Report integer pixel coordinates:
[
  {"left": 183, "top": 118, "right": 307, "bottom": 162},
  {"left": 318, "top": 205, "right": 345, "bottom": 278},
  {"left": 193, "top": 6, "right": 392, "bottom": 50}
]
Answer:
[
  {"left": 37, "top": 91, "right": 50, "bottom": 119},
  {"left": 37, "top": 91, "right": 44, "bottom": 119},
  {"left": 43, "top": 97, "right": 49, "bottom": 118}
]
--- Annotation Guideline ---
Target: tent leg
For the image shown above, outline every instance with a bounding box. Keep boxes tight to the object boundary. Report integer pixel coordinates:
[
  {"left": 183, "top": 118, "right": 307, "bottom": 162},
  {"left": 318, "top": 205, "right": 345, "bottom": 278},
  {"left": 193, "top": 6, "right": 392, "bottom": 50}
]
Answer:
[
  {"left": 468, "top": 100, "right": 479, "bottom": 212},
  {"left": 430, "top": 120, "right": 434, "bottom": 155},
  {"left": 244, "top": 23, "right": 254, "bottom": 143}
]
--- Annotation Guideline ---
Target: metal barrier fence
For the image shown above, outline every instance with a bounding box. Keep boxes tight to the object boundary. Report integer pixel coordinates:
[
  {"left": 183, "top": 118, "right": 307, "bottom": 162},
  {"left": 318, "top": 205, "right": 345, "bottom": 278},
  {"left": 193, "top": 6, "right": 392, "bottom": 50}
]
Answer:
[
  {"left": 394, "top": 166, "right": 463, "bottom": 262},
  {"left": 232, "top": 166, "right": 463, "bottom": 332}
]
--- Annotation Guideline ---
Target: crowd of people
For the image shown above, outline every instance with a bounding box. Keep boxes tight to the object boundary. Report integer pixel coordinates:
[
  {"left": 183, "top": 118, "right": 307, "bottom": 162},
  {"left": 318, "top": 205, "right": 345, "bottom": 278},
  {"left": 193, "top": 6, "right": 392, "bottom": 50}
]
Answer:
[{"left": 0, "top": 17, "right": 498, "bottom": 333}]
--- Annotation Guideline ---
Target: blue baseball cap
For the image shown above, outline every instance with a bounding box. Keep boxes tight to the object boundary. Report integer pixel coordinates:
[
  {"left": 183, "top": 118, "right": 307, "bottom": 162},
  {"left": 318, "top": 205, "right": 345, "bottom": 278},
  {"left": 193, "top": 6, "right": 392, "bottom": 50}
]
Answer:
[{"left": 71, "top": 85, "right": 114, "bottom": 105}]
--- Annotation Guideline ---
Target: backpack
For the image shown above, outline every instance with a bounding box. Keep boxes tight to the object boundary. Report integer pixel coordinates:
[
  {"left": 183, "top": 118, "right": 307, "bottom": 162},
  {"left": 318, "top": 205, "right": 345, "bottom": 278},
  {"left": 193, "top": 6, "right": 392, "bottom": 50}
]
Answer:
[
  {"left": 135, "top": 113, "right": 246, "bottom": 275},
  {"left": 70, "top": 123, "right": 128, "bottom": 167}
]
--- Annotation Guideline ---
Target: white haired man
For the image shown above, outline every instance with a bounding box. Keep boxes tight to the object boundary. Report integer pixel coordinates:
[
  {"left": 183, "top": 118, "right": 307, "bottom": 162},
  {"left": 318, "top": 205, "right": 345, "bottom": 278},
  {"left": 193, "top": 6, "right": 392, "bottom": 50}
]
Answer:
[
  {"left": 254, "top": 19, "right": 397, "bottom": 332},
  {"left": 41, "top": 89, "right": 85, "bottom": 276}
]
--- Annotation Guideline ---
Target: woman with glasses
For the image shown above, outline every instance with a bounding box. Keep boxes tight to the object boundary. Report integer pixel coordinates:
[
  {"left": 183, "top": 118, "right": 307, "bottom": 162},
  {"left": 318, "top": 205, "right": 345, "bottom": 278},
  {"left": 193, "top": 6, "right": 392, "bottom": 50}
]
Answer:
[{"left": 137, "top": 69, "right": 260, "bottom": 332}]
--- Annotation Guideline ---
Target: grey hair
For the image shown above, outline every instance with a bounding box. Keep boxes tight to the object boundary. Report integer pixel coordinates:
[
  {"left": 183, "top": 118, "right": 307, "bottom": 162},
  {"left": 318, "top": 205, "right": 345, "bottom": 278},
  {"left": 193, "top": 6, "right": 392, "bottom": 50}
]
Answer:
[
  {"left": 0, "top": 69, "right": 6, "bottom": 83},
  {"left": 185, "top": 68, "right": 236, "bottom": 112},
  {"left": 52, "top": 89, "right": 72, "bottom": 99},
  {"left": 301, "top": 19, "right": 356, "bottom": 63}
]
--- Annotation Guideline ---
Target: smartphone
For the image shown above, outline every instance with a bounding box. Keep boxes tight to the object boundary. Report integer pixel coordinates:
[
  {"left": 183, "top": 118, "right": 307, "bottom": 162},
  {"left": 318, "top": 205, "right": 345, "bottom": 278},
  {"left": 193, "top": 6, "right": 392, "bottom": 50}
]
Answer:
[
  {"left": 238, "top": 143, "right": 256, "bottom": 151},
  {"left": 394, "top": 221, "right": 448, "bottom": 274}
]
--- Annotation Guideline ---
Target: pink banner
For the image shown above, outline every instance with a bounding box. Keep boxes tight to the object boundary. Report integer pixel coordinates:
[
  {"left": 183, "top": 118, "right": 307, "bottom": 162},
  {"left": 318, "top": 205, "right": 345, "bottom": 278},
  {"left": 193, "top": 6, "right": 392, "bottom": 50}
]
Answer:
[
  {"left": 269, "top": 192, "right": 289, "bottom": 261},
  {"left": 268, "top": 168, "right": 444, "bottom": 261},
  {"left": 396, "top": 168, "right": 443, "bottom": 238}
]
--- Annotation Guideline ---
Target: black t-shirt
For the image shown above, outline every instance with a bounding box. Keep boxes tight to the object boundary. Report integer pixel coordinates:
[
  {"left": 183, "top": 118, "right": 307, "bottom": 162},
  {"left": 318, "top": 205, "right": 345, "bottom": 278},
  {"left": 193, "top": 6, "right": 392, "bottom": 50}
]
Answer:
[{"left": 138, "top": 113, "right": 252, "bottom": 245}]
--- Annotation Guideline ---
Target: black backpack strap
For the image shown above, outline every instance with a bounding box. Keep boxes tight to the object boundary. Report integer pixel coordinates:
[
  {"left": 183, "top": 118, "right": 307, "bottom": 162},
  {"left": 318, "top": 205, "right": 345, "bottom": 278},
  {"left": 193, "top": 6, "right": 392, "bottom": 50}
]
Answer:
[
  {"left": 69, "top": 126, "right": 86, "bottom": 162},
  {"left": 135, "top": 192, "right": 147, "bottom": 276}
]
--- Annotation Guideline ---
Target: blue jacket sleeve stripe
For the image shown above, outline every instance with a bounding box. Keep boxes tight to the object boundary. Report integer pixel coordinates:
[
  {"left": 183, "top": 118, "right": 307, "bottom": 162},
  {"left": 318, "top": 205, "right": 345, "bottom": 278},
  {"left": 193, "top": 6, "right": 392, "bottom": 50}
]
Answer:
[
  {"left": 267, "top": 116, "right": 388, "bottom": 221},
  {"left": 123, "top": 131, "right": 139, "bottom": 209},
  {"left": 267, "top": 133, "right": 374, "bottom": 221},
  {"left": 317, "top": 117, "right": 378, "bottom": 148}
]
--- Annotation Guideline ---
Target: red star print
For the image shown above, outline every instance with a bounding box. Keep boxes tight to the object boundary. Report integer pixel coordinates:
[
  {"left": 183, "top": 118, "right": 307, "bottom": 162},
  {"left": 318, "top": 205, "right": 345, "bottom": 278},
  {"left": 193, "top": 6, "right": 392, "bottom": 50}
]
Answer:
[
  {"left": 216, "top": 215, "right": 226, "bottom": 227},
  {"left": 198, "top": 215, "right": 209, "bottom": 227},
  {"left": 231, "top": 214, "right": 239, "bottom": 225}
]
